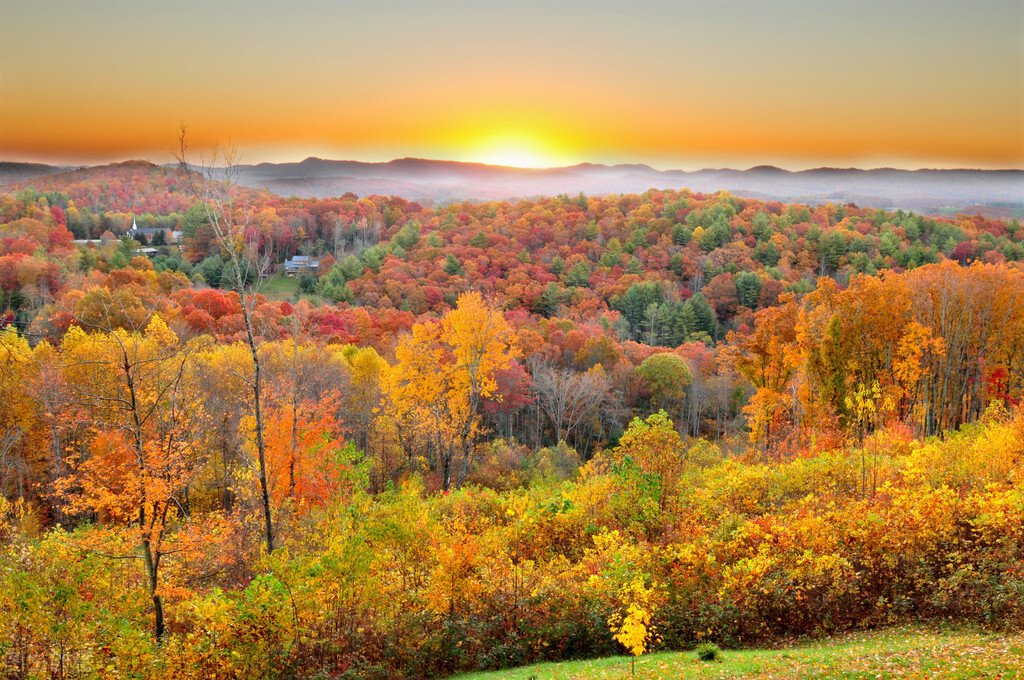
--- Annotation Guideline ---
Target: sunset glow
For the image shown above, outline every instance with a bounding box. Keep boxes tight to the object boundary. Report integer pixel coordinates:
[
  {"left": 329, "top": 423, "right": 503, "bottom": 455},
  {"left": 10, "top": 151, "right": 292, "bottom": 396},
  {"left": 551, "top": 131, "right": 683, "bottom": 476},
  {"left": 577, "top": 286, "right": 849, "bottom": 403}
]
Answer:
[
  {"left": 465, "top": 132, "right": 566, "bottom": 169},
  {"left": 0, "top": 0, "right": 1021, "bottom": 169}
]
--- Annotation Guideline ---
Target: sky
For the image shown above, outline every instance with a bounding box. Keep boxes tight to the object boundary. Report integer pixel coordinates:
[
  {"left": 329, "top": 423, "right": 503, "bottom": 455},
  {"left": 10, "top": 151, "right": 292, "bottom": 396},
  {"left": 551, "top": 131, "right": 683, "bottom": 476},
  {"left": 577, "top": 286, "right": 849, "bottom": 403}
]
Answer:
[{"left": 0, "top": 0, "right": 1022, "bottom": 170}]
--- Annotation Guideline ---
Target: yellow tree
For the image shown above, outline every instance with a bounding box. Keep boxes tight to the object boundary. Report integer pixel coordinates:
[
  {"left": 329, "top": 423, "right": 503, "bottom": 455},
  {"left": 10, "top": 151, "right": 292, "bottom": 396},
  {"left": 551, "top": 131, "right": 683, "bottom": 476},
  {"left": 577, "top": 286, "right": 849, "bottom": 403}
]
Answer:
[
  {"left": 56, "top": 316, "right": 214, "bottom": 639},
  {"left": 0, "top": 330, "right": 35, "bottom": 500},
  {"left": 336, "top": 344, "right": 396, "bottom": 490},
  {"left": 608, "top": 577, "right": 660, "bottom": 676},
  {"left": 615, "top": 410, "right": 685, "bottom": 510},
  {"left": 387, "top": 292, "right": 519, "bottom": 490}
]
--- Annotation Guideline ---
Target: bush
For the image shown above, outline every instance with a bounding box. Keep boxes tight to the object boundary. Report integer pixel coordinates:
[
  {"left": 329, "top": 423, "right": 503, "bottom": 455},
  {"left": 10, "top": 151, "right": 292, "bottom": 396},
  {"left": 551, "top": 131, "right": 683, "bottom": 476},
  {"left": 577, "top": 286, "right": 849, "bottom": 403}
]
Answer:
[{"left": 696, "top": 642, "right": 722, "bottom": 662}]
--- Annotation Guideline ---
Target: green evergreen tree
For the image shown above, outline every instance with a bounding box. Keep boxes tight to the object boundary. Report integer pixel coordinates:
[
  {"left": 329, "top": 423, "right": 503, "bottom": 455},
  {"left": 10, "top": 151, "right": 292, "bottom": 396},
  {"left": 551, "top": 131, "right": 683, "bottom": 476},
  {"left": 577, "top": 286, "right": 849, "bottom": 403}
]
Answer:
[
  {"left": 338, "top": 254, "right": 364, "bottom": 281},
  {"left": 317, "top": 264, "right": 355, "bottom": 302},
  {"left": 684, "top": 292, "right": 717, "bottom": 341},
  {"left": 671, "top": 222, "right": 691, "bottom": 245},
  {"left": 549, "top": 255, "right": 565, "bottom": 277},
  {"left": 443, "top": 253, "right": 464, "bottom": 276},
  {"left": 669, "top": 253, "right": 684, "bottom": 276},
  {"left": 359, "top": 245, "right": 384, "bottom": 272},
  {"left": 566, "top": 260, "right": 591, "bottom": 288},
  {"left": 392, "top": 221, "right": 421, "bottom": 249},
  {"left": 735, "top": 271, "right": 763, "bottom": 308},
  {"left": 109, "top": 251, "right": 128, "bottom": 270},
  {"left": 752, "top": 210, "right": 772, "bottom": 242}
]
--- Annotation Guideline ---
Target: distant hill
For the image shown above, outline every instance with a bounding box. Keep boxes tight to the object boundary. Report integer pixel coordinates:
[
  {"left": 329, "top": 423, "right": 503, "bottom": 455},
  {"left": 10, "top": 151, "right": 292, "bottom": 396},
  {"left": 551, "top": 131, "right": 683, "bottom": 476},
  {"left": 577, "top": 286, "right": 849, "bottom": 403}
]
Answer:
[
  {"left": 0, "top": 161, "right": 201, "bottom": 215},
  {"left": 0, "top": 161, "right": 69, "bottom": 186},
  {"left": 3, "top": 157, "right": 1021, "bottom": 215},
  {"left": 233, "top": 158, "right": 1023, "bottom": 214}
]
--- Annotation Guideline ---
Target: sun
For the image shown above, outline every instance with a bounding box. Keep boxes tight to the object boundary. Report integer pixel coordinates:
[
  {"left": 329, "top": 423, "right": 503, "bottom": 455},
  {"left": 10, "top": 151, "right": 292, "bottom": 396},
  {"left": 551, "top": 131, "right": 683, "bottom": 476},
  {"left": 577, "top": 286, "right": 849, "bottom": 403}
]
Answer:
[
  {"left": 472, "top": 133, "right": 560, "bottom": 168},
  {"left": 483, "top": 147, "right": 547, "bottom": 168}
]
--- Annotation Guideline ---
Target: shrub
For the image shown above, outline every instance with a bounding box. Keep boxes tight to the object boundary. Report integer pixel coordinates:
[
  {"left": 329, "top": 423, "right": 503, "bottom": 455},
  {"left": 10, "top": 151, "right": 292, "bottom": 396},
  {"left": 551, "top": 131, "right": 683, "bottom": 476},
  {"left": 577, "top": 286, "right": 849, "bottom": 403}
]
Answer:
[{"left": 696, "top": 642, "right": 722, "bottom": 662}]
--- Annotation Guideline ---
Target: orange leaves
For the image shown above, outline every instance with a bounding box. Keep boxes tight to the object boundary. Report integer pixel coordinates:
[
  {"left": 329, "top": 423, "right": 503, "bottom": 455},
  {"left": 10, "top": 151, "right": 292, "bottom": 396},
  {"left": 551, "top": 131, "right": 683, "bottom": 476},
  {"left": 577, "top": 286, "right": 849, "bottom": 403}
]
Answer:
[
  {"left": 55, "top": 430, "right": 137, "bottom": 523},
  {"left": 727, "top": 295, "right": 800, "bottom": 455},
  {"left": 892, "top": 322, "right": 944, "bottom": 394},
  {"left": 259, "top": 391, "right": 350, "bottom": 509},
  {"left": 730, "top": 261, "right": 1024, "bottom": 452},
  {"left": 426, "top": 519, "right": 484, "bottom": 616},
  {"left": 742, "top": 387, "right": 787, "bottom": 448},
  {"left": 727, "top": 294, "right": 800, "bottom": 393}
]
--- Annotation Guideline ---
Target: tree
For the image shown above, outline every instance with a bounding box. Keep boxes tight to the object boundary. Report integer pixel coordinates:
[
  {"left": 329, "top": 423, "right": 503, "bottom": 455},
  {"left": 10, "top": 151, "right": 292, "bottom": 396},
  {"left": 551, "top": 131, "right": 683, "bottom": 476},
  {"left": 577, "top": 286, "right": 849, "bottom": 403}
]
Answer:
[
  {"left": 176, "top": 125, "right": 276, "bottom": 553},
  {"left": 317, "top": 264, "right": 355, "bottom": 303},
  {"left": 532, "top": 363, "right": 611, "bottom": 453},
  {"left": 443, "top": 253, "right": 464, "bottom": 277},
  {"left": 616, "top": 411, "right": 685, "bottom": 509},
  {"left": 56, "top": 316, "right": 212, "bottom": 639},
  {"left": 703, "top": 273, "right": 739, "bottom": 322},
  {"left": 565, "top": 260, "right": 591, "bottom": 288},
  {"left": 609, "top": 577, "right": 659, "bottom": 676},
  {"left": 726, "top": 294, "right": 800, "bottom": 456},
  {"left": 386, "top": 292, "right": 519, "bottom": 490},
  {"left": 338, "top": 254, "right": 365, "bottom": 281},
  {"left": 683, "top": 293, "right": 717, "bottom": 342},
  {"left": 734, "top": 271, "right": 763, "bottom": 309},
  {"left": 635, "top": 353, "right": 691, "bottom": 424},
  {"left": 0, "top": 331, "right": 33, "bottom": 501}
]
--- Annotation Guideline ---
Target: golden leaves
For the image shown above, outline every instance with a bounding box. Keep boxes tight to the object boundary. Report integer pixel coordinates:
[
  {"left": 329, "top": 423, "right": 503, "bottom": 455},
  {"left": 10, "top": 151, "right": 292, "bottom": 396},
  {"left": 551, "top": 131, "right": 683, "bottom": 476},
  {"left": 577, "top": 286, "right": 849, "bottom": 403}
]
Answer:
[{"left": 608, "top": 577, "right": 660, "bottom": 660}]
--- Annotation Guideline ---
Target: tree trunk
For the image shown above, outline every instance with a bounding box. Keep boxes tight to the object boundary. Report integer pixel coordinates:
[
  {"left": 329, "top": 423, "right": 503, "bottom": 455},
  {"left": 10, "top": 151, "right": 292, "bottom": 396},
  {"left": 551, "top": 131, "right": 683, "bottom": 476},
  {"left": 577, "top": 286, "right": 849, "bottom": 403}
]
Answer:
[{"left": 245, "top": 308, "right": 275, "bottom": 553}]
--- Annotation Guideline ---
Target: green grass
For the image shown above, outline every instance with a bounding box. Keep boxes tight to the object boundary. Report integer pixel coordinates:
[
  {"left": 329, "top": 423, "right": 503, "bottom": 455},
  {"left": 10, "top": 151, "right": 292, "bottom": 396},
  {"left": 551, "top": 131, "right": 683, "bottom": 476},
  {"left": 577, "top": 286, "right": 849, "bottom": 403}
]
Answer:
[
  {"left": 259, "top": 275, "right": 300, "bottom": 300},
  {"left": 450, "top": 624, "right": 1024, "bottom": 679}
]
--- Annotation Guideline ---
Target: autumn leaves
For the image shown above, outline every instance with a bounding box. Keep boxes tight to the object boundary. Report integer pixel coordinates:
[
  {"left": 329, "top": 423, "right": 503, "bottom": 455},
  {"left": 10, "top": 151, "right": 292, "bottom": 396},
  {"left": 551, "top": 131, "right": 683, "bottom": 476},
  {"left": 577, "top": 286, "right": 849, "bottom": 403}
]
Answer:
[{"left": 386, "top": 291, "right": 520, "bottom": 491}]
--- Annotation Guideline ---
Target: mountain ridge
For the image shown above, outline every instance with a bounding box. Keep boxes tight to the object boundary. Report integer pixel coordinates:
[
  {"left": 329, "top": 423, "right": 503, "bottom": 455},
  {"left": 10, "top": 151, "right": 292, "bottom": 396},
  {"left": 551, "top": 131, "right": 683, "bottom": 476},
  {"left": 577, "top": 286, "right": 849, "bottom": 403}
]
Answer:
[{"left": 2, "top": 158, "right": 1021, "bottom": 214}]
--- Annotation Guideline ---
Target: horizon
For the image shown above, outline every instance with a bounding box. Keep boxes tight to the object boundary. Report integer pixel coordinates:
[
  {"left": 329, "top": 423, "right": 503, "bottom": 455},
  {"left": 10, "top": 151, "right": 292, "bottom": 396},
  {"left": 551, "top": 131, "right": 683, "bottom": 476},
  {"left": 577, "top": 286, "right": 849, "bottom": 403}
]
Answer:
[{"left": 4, "top": 154, "right": 1023, "bottom": 175}]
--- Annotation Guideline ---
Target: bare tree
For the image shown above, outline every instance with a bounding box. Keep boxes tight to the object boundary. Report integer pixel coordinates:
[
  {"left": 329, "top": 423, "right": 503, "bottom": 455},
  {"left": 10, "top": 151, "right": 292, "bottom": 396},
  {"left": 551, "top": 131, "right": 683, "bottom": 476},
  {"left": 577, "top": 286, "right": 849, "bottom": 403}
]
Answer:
[
  {"left": 531, "top": 362, "right": 612, "bottom": 456},
  {"left": 174, "top": 125, "right": 276, "bottom": 553},
  {"left": 0, "top": 425, "right": 26, "bottom": 500}
]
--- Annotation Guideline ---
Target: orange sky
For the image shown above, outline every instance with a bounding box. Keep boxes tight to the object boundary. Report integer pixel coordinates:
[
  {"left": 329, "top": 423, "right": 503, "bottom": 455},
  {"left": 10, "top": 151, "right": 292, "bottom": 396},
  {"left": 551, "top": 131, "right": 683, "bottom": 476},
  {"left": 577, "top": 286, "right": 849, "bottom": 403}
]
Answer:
[{"left": 1, "top": 0, "right": 1021, "bottom": 169}]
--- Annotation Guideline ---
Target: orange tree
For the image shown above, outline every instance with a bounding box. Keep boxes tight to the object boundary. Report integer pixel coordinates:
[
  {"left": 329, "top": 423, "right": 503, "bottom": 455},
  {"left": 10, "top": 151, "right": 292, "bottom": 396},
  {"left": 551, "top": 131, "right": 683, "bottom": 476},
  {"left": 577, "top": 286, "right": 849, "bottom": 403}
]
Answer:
[{"left": 55, "top": 315, "right": 219, "bottom": 639}]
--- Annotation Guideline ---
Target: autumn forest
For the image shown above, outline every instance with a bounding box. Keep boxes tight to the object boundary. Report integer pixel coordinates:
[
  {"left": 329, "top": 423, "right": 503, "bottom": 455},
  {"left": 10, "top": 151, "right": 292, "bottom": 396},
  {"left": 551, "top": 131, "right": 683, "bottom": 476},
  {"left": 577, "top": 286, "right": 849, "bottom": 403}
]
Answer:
[{"left": 1, "top": 158, "right": 1023, "bottom": 679}]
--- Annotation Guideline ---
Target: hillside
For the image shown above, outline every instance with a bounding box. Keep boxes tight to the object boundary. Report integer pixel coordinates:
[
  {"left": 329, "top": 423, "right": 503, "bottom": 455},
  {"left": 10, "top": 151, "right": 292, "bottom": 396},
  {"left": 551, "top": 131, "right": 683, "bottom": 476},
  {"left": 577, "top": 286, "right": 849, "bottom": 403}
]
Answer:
[{"left": 0, "top": 161, "right": 68, "bottom": 185}]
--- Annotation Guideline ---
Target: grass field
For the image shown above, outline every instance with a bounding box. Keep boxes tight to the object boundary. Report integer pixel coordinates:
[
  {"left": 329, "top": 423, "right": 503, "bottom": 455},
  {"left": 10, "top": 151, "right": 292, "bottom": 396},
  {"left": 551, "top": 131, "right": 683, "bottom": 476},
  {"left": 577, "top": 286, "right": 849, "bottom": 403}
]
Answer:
[
  {"left": 450, "top": 625, "right": 1024, "bottom": 680},
  {"left": 259, "top": 275, "right": 301, "bottom": 300}
]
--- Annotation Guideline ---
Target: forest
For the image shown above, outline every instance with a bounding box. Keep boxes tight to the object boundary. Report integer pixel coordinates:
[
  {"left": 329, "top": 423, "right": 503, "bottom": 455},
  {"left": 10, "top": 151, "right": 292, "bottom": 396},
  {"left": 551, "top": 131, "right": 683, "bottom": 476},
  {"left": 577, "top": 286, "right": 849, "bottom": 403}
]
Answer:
[{"left": 1, "top": 161, "right": 1022, "bottom": 679}]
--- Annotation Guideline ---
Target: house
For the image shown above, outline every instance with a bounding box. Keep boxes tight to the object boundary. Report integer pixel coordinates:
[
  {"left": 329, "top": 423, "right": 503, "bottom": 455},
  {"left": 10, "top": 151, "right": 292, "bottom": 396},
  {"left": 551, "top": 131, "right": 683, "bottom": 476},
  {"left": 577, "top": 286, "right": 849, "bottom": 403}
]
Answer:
[
  {"left": 126, "top": 217, "right": 177, "bottom": 244},
  {"left": 284, "top": 255, "right": 321, "bottom": 277}
]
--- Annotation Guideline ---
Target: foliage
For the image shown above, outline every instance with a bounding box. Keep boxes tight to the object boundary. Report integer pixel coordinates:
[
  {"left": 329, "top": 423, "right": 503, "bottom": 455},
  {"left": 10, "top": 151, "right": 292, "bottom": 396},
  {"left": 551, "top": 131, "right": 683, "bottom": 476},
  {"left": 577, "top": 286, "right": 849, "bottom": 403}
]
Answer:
[
  {"left": 694, "top": 642, "right": 721, "bottom": 662},
  {"left": 3, "top": 172, "right": 1024, "bottom": 678},
  {"left": 608, "top": 577, "right": 660, "bottom": 675},
  {"left": 2, "top": 407, "right": 1024, "bottom": 677}
]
